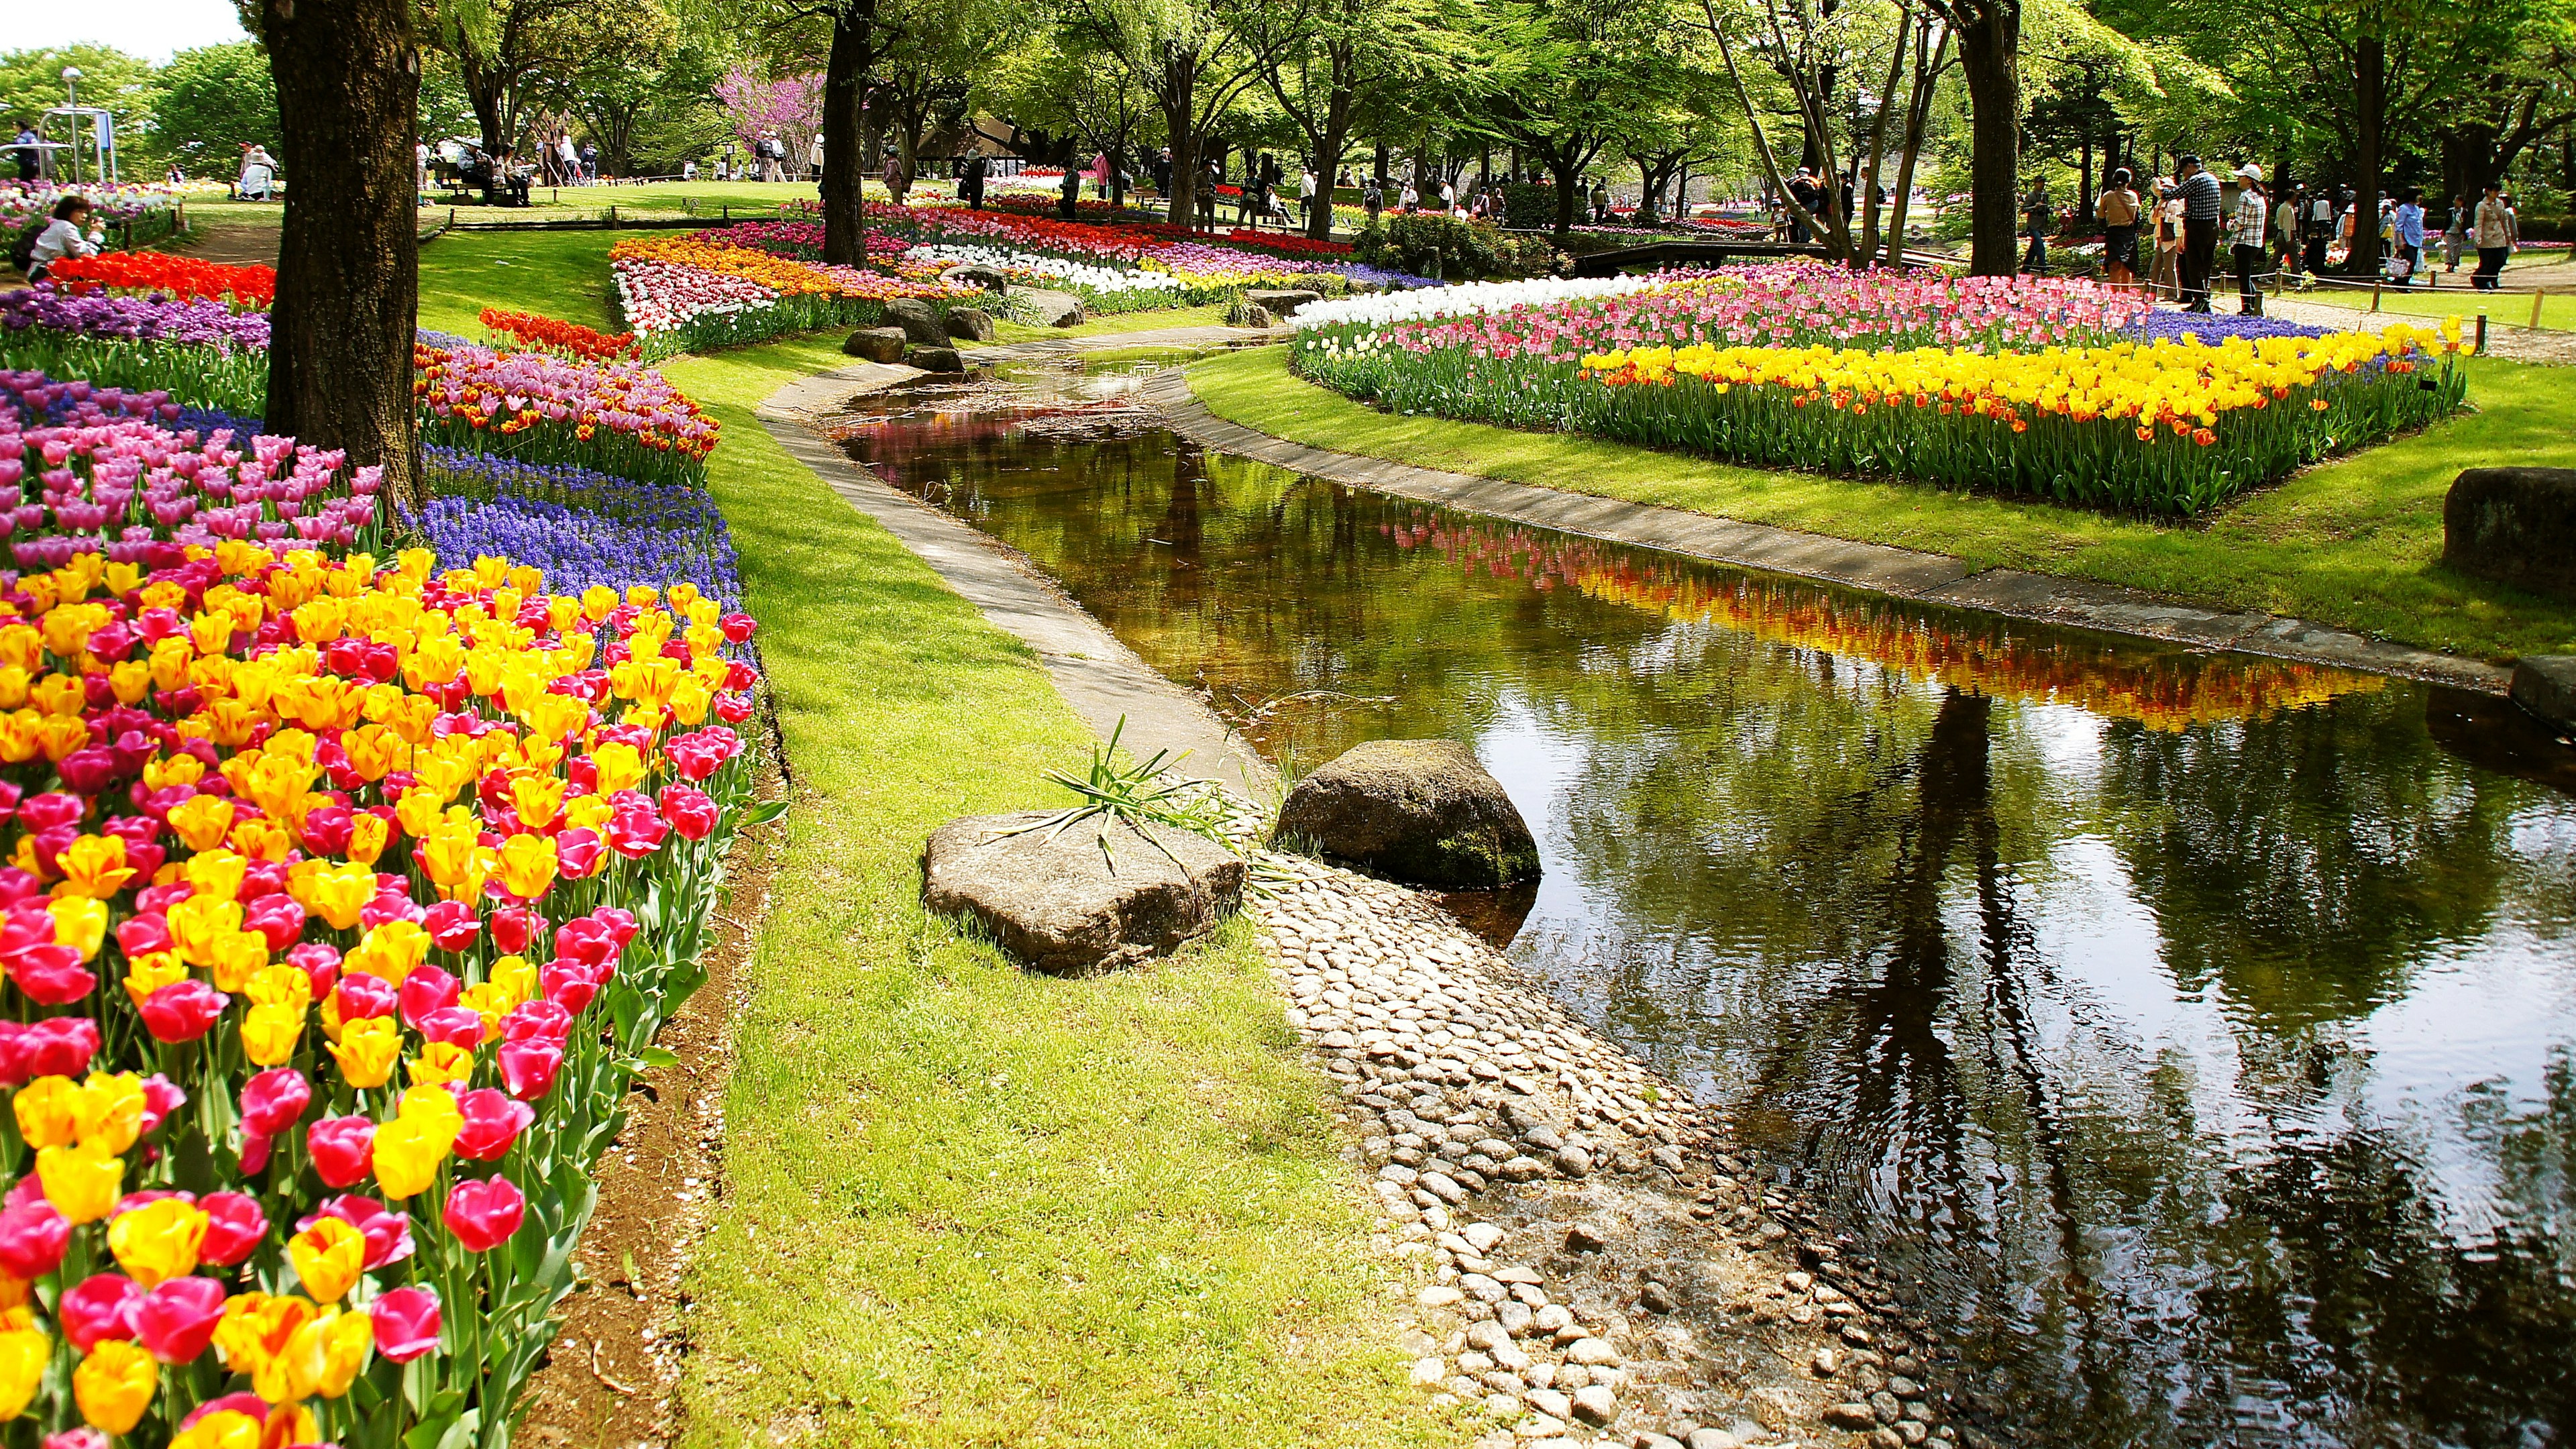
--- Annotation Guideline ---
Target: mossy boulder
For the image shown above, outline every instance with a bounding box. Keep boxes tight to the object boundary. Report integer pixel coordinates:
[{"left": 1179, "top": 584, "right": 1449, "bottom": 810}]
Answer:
[{"left": 1273, "top": 739, "right": 1540, "bottom": 888}]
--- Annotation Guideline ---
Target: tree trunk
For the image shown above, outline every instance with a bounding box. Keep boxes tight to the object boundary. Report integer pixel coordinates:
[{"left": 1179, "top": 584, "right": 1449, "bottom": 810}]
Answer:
[
  {"left": 260, "top": 0, "right": 422, "bottom": 515},
  {"left": 1955, "top": 3, "right": 2021, "bottom": 276},
  {"left": 2351, "top": 31, "right": 2383, "bottom": 277},
  {"left": 1164, "top": 108, "right": 1199, "bottom": 232},
  {"left": 820, "top": 0, "right": 877, "bottom": 266},
  {"left": 2074, "top": 134, "right": 2093, "bottom": 225},
  {"left": 1548, "top": 155, "right": 1579, "bottom": 239}
]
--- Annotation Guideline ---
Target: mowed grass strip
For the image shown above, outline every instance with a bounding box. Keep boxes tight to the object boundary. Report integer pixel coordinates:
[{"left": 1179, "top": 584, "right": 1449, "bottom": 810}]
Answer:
[
  {"left": 647, "top": 337, "right": 1452, "bottom": 1449},
  {"left": 1189, "top": 343, "right": 2576, "bottom": 662}
]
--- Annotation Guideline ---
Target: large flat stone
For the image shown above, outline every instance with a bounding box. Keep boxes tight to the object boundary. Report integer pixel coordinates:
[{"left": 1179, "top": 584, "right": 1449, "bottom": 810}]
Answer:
[
  {"left": 2445, "top": 467, "right": 2576, "bottom": 602},
  {"left": 1275, "top": 739, "right": 1539, "bottom": 888},
  {"left": 1017, "top": 288, "right": 1086, "bottom": 327},
  {"left": 881, "top": 297, "right": 947, "bottom": 346},
  {"left": 2510, "top": 655, "right": 2576, "bottom": 730},
  {"left": 923, "top": 811, "right": 1244, "bottom": 974}
]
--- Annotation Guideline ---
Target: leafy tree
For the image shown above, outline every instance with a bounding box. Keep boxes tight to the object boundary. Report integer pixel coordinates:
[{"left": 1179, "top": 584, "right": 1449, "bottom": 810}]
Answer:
[
  {"left": 150, "top": 42, "right": 282, "bottom": 175},
  {"left": 535, "top": 0, "right": 700, "bottom": 174},
  {"left": 1464, "top": 0, "right": 1686, "bottom": 238},
  {"left": 1226, "top": 0, "right": 1452, "bottom": 237},
  {"left": 873, "top": 0, "right": 1012, "bottom": 201},
  {"left": 0, "top": 45, "right": 156, "bottom": 178},
  {"left": 1057, "top": 0, "right": 1263, "bottom": 231}
]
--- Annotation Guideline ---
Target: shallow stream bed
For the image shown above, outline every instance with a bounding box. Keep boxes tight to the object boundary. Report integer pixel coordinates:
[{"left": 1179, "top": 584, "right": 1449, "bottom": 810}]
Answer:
[{"left": 829, "top": 355, "right": 2576, "bottom": 1448}]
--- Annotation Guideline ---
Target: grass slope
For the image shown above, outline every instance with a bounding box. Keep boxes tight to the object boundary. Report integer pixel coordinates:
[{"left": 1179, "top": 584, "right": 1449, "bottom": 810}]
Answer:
[
  {"left": 647, "top": 337, "right": 1450, "bottom": 1449},
  {"left": 417, "top": 230, "right": 625, "bottom": 336},
  {"left": 1189, "top": 344, "right": 2576, "bottom": 662}
]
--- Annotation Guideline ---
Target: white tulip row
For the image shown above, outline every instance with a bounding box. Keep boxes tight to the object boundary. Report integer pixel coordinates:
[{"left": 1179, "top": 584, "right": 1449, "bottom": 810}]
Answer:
[
  {"left": 1287, "top": 275, "right": 1666, "bottom": 333},
  {"left": 902, "top": 242, "right": 1183, "bottom": 297}
]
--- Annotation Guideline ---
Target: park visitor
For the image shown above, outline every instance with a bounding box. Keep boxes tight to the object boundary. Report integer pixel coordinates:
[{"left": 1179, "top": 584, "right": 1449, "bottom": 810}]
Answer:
[
  {"left": 2390, "top": 187, "right": 2424, "bottom": 286},
  {"left": 2021, "top": 186, "right": 2054, "bottom": 274},
  {"left": 9, "top": 122, "right": 36, "bottom": 184},
  {"left": 2151, "top": 179, "right": 2184, "bottom": 299},
  {"left": 2228, "top": 163, "right": 2267, "bottom": 313},
  {"left": 808, "top": 133, "right": 824, "bottom": 182},
  {"left": 1362, "top": 178, "right": 1383, "bottom": 227},
  {"left": 960, "top": 153, "right": 987, "bottom": 211},
  {"left": 2441, "top": 193, "right": 2471, "bottom": 274},
  {"left": 2273, "top": 184, "right": 2302, "bottom": 282},
  {"left": 1299, "top": 168, "right": 1317, "bottom": 226},
  {"left": 2304, "top": 184, "right": 2335, "bottom": 273},
  {"left": 2098, "top": 169, "right": 2141, "bottom": 290},
  {"left": 2472, "top": 181, "right": 2516, "bottom": 290},
  {"left": 23, "top": 195, "right": 102, "bottom": 282},
  {"left": 1060, "top": 162, "right": 1083, "bottom": 220},
  {"left": 2174, "top": 154, "right": 2222, "bottom": 313}
]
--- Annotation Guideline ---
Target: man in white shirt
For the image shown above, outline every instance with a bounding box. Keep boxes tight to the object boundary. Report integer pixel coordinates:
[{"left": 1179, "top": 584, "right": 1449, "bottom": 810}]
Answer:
[{"left": 1299, "top": 168, "right": 1317, "bottom": 228}]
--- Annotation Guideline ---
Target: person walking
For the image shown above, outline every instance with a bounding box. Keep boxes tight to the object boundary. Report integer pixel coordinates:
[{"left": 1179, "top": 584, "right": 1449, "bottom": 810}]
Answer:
[
  {"left": 2390, "top": 186, "right": 2424, "bottom": 286},
  {"left": 961, "top": 152, "right": 987, "bottom": 211},
  {"left": 1199, "top": 156, "right": 1221, "bottom": 229},
  {"left": 2304, "top": 184, "right": 2335, "bottom": 275},
  {"left": 1299, "top": 166, "right": 1317, "bottom": 228},
  {"left": 2151, "top": 179, "right": 2184, "bottom": 301},
  {"left": 2472, "top": 180, "right": 2516, "bottom": 290},
  {"left": 2441, "top": 192, "right": 2471, "bottom": 274},
  {"left": 808, "top": 132, "right": 824, "bottom": 183},
  {"left": 1060, "top": 161, "right": 1083, "bottom": 219},
  {"left": 2021, "top": 185, "right": 2055, "bottom": 274},
  {"left": 2174, "top": 154, "right": 2222, "bottom": 312},
  {"left": 2098, "top": 169, "right": 2141, "bottom": 290},
  {"left": 1362, "top": 177, "right": 1383, "bottom": 228},
  {"left": 1787, "top": 167, "right": 1819, "bottom": 242},
  {"left": 2228, "top": 164, "right": 2268, "bottom": 313},
  {"left": 11, "top": 123, "right": 38, "bottom": 184},
  {"left": 2274, "top": 184, "right": 2303, "bottom": 284}
]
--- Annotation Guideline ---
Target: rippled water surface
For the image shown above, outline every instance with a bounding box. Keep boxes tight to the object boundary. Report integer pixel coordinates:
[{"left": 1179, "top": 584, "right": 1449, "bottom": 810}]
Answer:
[{"left": 831, "top": 358, "right": 2576, "bottom": 1448}]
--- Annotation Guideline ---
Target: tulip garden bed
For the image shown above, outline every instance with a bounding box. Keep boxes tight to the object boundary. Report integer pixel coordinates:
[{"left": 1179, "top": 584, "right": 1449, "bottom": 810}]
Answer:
[{"left": 1193, "top": 336, "right": 2576, "bottom": 663}]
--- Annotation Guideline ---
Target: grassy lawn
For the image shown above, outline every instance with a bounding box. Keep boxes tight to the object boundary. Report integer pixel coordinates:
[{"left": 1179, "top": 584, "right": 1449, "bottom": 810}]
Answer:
[
  {"left": 989, "top": 302, "right": 1236, "bottom": 345},
  {"left": 2282, "top": 250, "right": 2576, "bottom": 330},
  {"left": 639, "top": 336, "right": 1449, "bottom": 1448},
  {"left": 1189, "top": 343, "right": 2576, "bottom": 663},
  {"left": 417, "top": 228, "right": 625, "bottom": 335}
]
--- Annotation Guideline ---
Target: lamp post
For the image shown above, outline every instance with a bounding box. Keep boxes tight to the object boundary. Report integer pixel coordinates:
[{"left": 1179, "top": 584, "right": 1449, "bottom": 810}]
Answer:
[{"left": 62, "top": 67, "right": 83, "bottom": 184}]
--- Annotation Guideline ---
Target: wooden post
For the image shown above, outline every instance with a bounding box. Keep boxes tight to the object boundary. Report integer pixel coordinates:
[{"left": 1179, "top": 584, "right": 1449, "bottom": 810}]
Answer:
[
  {"left": 2530, "top": 287, "right": 2547, "bottom": 329},
  {"left": 607, "top": 205, "right": 619, "bottom": 228},
  {"left": 2370, "top": 278, "right": 2382, "bottom": 312},
  {"left": 2476, "top": 310, "right": 2489, "bottom": 353}
]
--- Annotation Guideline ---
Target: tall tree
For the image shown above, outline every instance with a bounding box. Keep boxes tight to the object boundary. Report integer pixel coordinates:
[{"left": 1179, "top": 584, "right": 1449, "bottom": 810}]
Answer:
[
  {"left": 249, "top": 0, "right": 424, "bottom": 513},
  {"left": 1931, "top": 0, "right": 2022, "bottom": 273},
  {"left": 1060, "top": 0, "right": 1261, "bottom": 230},
  {"left": 421, "top": 0, "right": 594, "bottom": 162},
  {"left": 1470, "top": 0, "right": 1682, "bottom": 239},
  {"left": 151, "top": 42, "right": 282, "bottom": 174},
  {"left": 1228, "top": 0, "right": 1444, "bottom": 238}
]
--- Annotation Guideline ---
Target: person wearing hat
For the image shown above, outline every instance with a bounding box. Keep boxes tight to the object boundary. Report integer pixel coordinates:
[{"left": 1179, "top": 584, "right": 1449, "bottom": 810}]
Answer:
[
  {"left": 2174, "top": 154, "right": 2223, "bottom": 312},
  {"left": 2227, "top": 162, "right": 2269, "bottom": 314}
]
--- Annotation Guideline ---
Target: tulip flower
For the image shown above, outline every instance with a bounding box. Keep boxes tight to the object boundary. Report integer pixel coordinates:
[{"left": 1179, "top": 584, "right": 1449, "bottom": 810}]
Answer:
[
  {"left": 443, "top": 1174, "right": 525, "bottom": 1252},
  {"left": 140, "top": 979, "right": 227, "bottom": 1042},
  {"left": 659, "top": 784, "right": 720, "bottom": 841},
  {"left": 42, "top": 1430, "right": 109, "bottom": 1449},
  {"left": 237, "top": 1068, "right": 311, "bottom": 1140},
  {"left": 306, "top": 1116, "right": 376, "bottom": 1189},
  {"left": 370, "top": 1118, "right": 451, "bottom": 1201},
  {"left": 194, "top": 1192, "right": 268, "bottom": 1267},
  {"left": 300, "top": 1195, "right": 415, "bottom": 1271},
  {"left": 452, "top": 1088, "right": 534, "bottom": 1160},
  {"left": 422, "top": 900, "right": 480, "bottom": 951},
  {"left": 368, "top": 1285, "right": 441, "bottom": 1362},
  {"left": 209, "top": 1292, "right": 316, "bottom": 1406},
  {"left": 0, "top": 1201, "right": 71, "bottom": 1278},
  {"left": 133, "top": 1276, "right": 227, "bottom": 1364},
  {"left": 59, "top": 1275, "right": 142, "bottom": 1353},
  {"left": 287, "top": 1307, "right": 374, "bottom": 1399},
  {"left": 36, "top": 1144, "right": 123, "bottom": 1224},
  {"left": 0, "top": 1327, "right": 46, "bottom": 1419},
  {"left": 21, "top": 1017, "right": 99, "bottom": 1078},
  {"left": 288, "top": 1217, "right": 365, "bottom": 1302},
  {"left": 104, "top": 1196, "right": 207, "bottom": 1287},
  {"left": 498, "top": 1038, "right": 564, "bottom": 1102},
  {"left": 398, "top": 964, "right": 463, "bottom": 1029},
  {"left": 327, "top": 1016, "right": 401, "bottom": 1089},
  {"left": 72, "top": 1340, "right": 157, "bottom": 1434},
  {"left": 419, "top": 1006, "right": 487, "bottom": 1049}
]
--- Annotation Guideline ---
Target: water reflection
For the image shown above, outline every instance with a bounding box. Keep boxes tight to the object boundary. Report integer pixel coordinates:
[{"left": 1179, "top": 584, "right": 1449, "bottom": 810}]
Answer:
[{"left": 832, "top": 361, "right": 2576, "bottom": 1448}]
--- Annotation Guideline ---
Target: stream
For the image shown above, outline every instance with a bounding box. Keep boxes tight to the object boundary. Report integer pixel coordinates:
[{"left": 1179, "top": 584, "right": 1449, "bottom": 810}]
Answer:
[{"left": 828, "top": 354, "right": 2576, "bottom": 1449}]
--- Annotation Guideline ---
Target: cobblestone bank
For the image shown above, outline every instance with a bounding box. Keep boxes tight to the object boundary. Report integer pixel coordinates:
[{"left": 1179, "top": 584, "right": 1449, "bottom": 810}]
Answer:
[{"left": 1249, "top": 855, "right": 1958, "bottom": 1449}]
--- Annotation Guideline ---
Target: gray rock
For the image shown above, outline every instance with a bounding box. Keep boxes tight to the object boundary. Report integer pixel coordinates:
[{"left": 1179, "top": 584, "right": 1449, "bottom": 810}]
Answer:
[
  {"left": 943, "top": 306, "right": 997, "bottom": 343},
  {"left": 1018, "top": 287, "right": 1085, "bottom": 327},
  {"left": 921, "top": 810, "right": 1242, "bottom": 974},
  {"left": 1872, "top": 1390, "right": 1904, "bottom": 1423},
  {"left": 1570, "top": 1384, "right": 1617, "bottom": 1425},
  {"left": 906, "top": 345, "right": 967, "bottom": 373},
  {"left": 882, "top": 297, "right": 947, "bottom": 345},
  {"left": 939, "top": 262, "right": 1010, "bottom": 294},
  {"left": 1244, "top": 286, "right": 1324, "bottom": 318},
  {"left": 1552, "top": 1145, "right": 1593, "bottom": 1178},
  {"left": 1272, "top": 739, "right": 1540, "bottom": 888},
  {"left": 1527, "top": 1389, "right": 1572, "bottom": 1420},
  {"left": 841, "top": 326, "right": 907, "bottom": 362},
  {"left": 1687, "top": 1432, "right": 1739, "bottom": 1449},
  {"left": 1226, "top": 301, "right": 1276, "bottom": 328},
  {"left": 1641, "top": 1436, "right": 1687, "bottom": 1449},
  {"left": 2511, "top": 655, "right": 2576, "bottom": 729},
  {"left": 1564, "top": 1337, "right": 1620, "bottom": 1366},
  {"left": 1825, "top": 1403, "right": 1882, "bottom": 1432},
  {"left": 2444, "top": 466, "right": 2576, "bottom": 601}
]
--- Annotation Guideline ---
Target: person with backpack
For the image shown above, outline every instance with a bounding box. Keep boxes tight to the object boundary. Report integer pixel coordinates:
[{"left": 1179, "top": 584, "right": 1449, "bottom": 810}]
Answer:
[
  {"left": 21, "top": 195, "right": 103, "bottom": 281},
  {"left": 2021, "top": 186, "right": 2055, "bottom": 274},
  {"left": 2098, "top": 169, "right": 2141, "bottom": 290}
]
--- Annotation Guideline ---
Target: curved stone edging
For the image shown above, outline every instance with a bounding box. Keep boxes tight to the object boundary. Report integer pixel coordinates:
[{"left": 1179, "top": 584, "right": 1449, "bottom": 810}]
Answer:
[{"left": 1143, "top": 363, "right": 2514, "bottom": 696}]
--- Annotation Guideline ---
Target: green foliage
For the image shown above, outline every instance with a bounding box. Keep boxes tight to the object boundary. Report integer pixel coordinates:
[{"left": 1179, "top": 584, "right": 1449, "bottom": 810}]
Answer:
[
  {"left": 1351, "top": 213, "right": 1551, "bottom": 278},
  {"left": 151, "top": 42, "right": 280, "bottom": 172},
  {"left": 1498, "top": 181, "right": 1556, "bottom": 229},
  {"left": 0, "top": 44, "right": 158, "bottom": 167}
]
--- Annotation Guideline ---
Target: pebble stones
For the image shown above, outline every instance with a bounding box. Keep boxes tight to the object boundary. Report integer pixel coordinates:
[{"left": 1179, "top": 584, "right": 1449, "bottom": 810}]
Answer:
[{"left": 1246, "top": 851, "right": 1953, "bottom": 1447}]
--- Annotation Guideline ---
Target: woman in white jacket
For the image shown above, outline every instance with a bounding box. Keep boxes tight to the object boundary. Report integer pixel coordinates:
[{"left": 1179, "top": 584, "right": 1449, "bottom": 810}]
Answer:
[{"left": 27, "top": 195, "right": 103, "bottom": 282}]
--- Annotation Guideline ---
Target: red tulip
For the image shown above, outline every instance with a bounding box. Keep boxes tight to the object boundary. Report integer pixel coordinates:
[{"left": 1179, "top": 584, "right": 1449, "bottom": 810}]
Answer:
[
  {"left": 398, "top": 965, "right": 462, "bottom": 1029},
  {"left": 423, "top": 900, "right": 480, "bottom": 952},
  {"left": 42, "top": 1428, "right": 108, "bottom": 1449},
  {"left": 307, "top": 1115, "right": 376, "bottom": 1189},
  {"left": 498, "top": 1039, "right": 564, "bottom": 1103},
  {"left": 502, "top": 1000, "right": 573, "bottom": 1044},
  {"left": 0, "top": 1200, "right": 70, "bottom": 1277},
  {"left": 491, "top": 906, "right": 541, "bottom": 955},
  {"left": 452, "top": 1089, "right": 533, "bottom": 1161},
  {"left": 135, "top": 1275, "right": 228, "bottom": 1363},
  {"left": 553, "top": 916, "right": 620, "bottom": 968},
  {"left": 7, "top": 945, "right": 96, "bottom": 1005},
  {"left": 443, "top": 1175, "right": 525, "bottom": 1252},
  {"left": 370, "top": 1285, "right": 443, "bottom": 1362},
  {"left": 333, "top": 971, "right": 397, "bottom": 1021},
  {"left": 138, "top": 1074, "right": 186, "bottom": 1136},
  {"left": 555, "top": 826, "right": 604, "bottom": 879},
  {"left": 288, "top": 941, "right": 341, "bottom": 998},
  {"left": 60, "top": 1273, "right": 142, "bottom": 1352},
  {"left": 605, "top": 808, "right": 668, "bottom": 858},
  {"left": 23, "top": 1016, "right": 100, "bottom": 1077},
  {"left": 237, "top": 1068, "right": 312, "bottom": 1139},
  {"left": 141, "top": 980, "right": 229, "bottom": 1042},
  {"left": 195, "top": 1191, "right": 267, "bottom": 1266},
  {"left": 539, "top": 959, "right": 602, "bottom": 1014},
  {"left": 178, "top": 1394, "right": 272, "bottom": 1430},
  {"left": 658, "top": 785, "right": 719, "bottom": 841}
]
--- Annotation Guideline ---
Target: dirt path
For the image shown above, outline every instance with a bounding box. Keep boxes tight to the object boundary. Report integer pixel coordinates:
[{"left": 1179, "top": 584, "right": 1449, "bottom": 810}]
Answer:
[
  {"left": 170, "top": 218, "right": 280, "bottom": 266},
  {"left": 2260, "top": 293, "right": 2576, "bottom": 364}
]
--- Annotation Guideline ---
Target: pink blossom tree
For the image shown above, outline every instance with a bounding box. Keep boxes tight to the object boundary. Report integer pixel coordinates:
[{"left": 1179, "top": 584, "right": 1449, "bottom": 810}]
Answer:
[{"left": 715, "top": 67, "right": 825, "bottom": 170}]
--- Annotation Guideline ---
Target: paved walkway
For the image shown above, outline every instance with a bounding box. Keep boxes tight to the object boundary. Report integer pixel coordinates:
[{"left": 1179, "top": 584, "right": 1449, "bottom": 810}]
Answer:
[
  {"left": 2259, "top": 292, "right": 2576, "bottom": 364},
  {"left": 1139, "top": 366, "right": 2512, "bottom": 694}
]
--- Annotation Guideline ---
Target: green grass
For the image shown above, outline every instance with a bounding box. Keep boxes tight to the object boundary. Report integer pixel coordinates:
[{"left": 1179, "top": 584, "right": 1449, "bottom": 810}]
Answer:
[
  {"left": 648, "top": 336, "right": 1453, "bottom": 1449},
  {"left": 1189, "top": 343, "right": 2576, "bottom": 663},
  {"left": 417, "top": 229, "right": 625, "bottom": 337},
  {"left": 989, "top": 302, "right": 1236, "bottom": 345},
  {"left": 2282, "top": 251, "right": 2576, "bottom": 330}
]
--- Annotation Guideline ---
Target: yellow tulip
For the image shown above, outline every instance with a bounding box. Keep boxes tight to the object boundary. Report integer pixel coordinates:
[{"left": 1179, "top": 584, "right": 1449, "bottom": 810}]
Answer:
[
  {"left": 36, "top": 1142, "right": 124, "bottom": 1223},
  {"left": 288, "top": 1307, "right": 374, "bottom": 1399},
  {"left": 11, "top": 1075, "right": 80, "bottom": 1150},
  {"left": 328, "top": 1016, "right": 402, "bottom": 1089},
  {"left": 288, "top": 1217, "right": 366, "bottom": 1302},
  {"left": 370, "top": 1116, "right": 451, "bottom": 1200},
  {"left": 73, "top": 1339, "right": 158, "bottom": 1434},
  {"left": 407, "top": 1040, "right": 476, "bottom": 1089},
  {"left": 48, "top": 835, "right": 135, "bottom": 900},
  {"left": 494, "top": 832, "right": 557, "bottom": 901},
  {"left": 241, "top": 1002, "right": 306, "bottom": 1067},
  {"left": 0, "top": 1327, "right": 48, "bottom": 1419},
  {"left": 170, "top": 1409, "right": 265, "bottom": 1449},
  {"left": 107, "top": 1196, "right": 209, "bottom": 1287}
]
